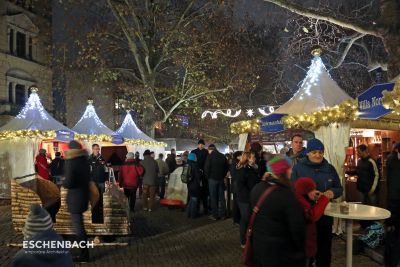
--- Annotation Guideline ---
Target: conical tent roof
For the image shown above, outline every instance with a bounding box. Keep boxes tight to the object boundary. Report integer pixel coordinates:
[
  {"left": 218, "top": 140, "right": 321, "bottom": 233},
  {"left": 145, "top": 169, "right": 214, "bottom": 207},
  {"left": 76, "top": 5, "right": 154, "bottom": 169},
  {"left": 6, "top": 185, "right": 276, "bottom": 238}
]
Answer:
[
  {"left": 116, "top": 111, "right": 154, "bottom": 141},
  {"left": 0, "top": 89, "right": 71, "bottom": 132},
  {"left": 275, "top": 56, "right": 353, "bottom": 115},
  {"left": 72, "top": 101, "right": 115, "bottom": 136}
]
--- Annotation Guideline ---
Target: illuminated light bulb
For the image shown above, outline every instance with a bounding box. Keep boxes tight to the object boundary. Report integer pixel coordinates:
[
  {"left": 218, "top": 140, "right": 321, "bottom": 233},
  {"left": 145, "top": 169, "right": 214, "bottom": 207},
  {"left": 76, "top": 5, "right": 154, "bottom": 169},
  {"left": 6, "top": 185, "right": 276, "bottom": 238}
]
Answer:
[{"left": 246, "top": 109, "right": 255, "bottom": 117}]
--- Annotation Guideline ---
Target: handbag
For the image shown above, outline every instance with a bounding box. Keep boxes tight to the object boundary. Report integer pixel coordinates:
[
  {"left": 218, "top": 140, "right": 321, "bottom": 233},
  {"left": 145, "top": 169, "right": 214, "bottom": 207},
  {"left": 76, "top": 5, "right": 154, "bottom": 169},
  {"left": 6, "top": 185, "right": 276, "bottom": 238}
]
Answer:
[{"left": 241, "top": 185, "right": 278, "bottom": 267}]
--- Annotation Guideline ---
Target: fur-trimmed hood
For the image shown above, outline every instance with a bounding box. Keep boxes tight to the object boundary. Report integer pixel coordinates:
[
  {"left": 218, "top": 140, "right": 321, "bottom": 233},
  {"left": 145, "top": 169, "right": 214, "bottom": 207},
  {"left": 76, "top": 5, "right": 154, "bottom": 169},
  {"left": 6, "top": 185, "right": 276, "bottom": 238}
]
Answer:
[{"left": 64, "top": 149, "right": 88, "bottom": 160}]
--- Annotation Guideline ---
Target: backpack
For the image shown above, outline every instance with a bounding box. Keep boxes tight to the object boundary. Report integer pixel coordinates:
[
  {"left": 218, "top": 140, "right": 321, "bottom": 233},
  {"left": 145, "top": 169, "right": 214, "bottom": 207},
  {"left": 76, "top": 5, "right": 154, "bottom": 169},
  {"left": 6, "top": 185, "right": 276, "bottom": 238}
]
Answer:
[{"left": 181, "top": 164, "right": 192, "bottom": 183}]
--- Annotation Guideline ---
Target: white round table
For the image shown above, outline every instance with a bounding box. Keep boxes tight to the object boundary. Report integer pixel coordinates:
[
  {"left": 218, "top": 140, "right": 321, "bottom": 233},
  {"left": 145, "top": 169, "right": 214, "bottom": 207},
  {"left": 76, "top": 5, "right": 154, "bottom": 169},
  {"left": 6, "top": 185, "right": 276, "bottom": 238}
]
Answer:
[{"left": 324, "top": 203, "right": 391, "bottom": 267}]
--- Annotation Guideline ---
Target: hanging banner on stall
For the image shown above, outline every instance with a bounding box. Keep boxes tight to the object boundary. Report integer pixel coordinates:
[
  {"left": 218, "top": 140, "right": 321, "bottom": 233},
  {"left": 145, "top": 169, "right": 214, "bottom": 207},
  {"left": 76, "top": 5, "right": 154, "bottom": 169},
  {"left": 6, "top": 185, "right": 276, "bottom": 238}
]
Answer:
[
  {"left": 260, "top": 113, "right": 287, "bottom": 133},
  {"left": 111, "top": 135, "right": 124, "bottom": 144},
  {"left": 55, "top": 130, "right": 75, "bottom": 142},
  {"left": 358, "top": 82, "right": 395, "bottom": 120}
]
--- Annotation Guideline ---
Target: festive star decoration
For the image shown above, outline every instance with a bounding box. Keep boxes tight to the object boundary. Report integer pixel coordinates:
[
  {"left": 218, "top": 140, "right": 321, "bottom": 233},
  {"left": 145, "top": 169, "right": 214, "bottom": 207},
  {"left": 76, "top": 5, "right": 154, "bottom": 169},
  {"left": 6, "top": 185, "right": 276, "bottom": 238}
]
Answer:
[{"left": 246, "top": 109, "right": 255, "bottom": 117}]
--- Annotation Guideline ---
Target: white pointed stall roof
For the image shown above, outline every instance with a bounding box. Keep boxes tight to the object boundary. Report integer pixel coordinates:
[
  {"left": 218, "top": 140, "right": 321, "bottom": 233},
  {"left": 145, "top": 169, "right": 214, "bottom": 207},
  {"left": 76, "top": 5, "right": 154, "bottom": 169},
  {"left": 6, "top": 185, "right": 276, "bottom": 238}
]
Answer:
[
  {"left": 72, "top": 102, "right": 115, "bottom": 136},
  {"left": 0, "top": 91, "right": 71, "bottom": 132},
  {"left": 275, "top": 56, "right": 353, "bottom": 115},
  {"left": 116, "top": 111, "right": 154, "bottom": 141}
]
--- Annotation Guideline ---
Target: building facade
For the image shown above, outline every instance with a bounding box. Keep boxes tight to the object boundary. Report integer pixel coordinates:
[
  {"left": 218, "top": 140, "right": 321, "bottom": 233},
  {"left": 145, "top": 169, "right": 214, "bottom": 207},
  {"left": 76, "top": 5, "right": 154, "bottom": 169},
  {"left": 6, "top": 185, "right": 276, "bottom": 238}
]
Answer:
[{"left": 0, "top": 0, "right": 52, "bottom": 126}]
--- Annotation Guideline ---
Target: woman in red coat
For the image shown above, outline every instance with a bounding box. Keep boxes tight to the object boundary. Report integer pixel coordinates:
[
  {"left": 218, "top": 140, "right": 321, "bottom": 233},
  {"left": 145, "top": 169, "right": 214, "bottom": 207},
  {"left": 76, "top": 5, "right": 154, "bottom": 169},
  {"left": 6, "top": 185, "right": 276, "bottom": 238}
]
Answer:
[
  {"left": 35, "top": 149, "right": 50, "bottom": 180},
  {"left": 294, "top": 177, "right": 332, "bottom": 266},
  {"left": 119, "top": 152, "right": 144, "bottom": 212}
]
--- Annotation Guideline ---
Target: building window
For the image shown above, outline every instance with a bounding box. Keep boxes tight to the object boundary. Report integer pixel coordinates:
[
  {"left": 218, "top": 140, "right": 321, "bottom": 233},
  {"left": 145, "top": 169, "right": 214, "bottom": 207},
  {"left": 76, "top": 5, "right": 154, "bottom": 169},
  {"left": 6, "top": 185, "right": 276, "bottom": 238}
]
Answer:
[
  {"left": 8, "top": 83, "right": 13, "bottom": 103},
  {"left": 28, "top": 37, "right": 32, "bottom": 59},
  {"left": 16, "top": 32, "right": 26, "bottom": 58},
  {"left": 15, "top": 84, "right": 26, "bottom": 105},
  {"left": 9, "top": 29, "right": 14, "bottom": 54}
]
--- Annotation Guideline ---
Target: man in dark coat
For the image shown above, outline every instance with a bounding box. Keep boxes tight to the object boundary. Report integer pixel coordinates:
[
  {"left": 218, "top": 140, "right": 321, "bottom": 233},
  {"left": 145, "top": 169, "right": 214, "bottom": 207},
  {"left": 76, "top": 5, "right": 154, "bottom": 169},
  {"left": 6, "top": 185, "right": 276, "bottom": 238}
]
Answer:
[
  {"left": 191, "top": 139, "right": 210, "bottom": 214},
  {"left": 50, "top": 152, "right": 64, "bottom": 184},
  {"left": 204, "top": 144, "right": 228, "bottom": 220},
  {"left": 140, "top": 150, "right": 159, "bottom": 211},
  {"left": 286, "top": 134, "right": 306, "bottom": 167},
  {"left": 166, "top": 148, "right": 177, "bottom": 173},
  {"left": 89, "top": 144, "right": 106, "bottom": 193},
  {"left": 385, "top": 143, "right": 400, "bottom": 267},
  {"left": 64, "top": 140, "right": 90, "bottom": 262}
]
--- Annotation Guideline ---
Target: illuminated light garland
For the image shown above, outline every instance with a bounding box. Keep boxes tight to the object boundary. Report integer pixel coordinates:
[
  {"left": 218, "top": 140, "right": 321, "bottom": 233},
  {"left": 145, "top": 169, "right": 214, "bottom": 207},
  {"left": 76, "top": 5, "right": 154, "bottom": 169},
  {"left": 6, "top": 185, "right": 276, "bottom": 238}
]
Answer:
[
  {"left": 230, "top": 119, "right": 260, "bottom": 134},
  {"left": 73, "top": 100, "right": 110, "bottom": 132},
  {"left": 246, "top": 109, "right": 255, "bottom": 117},
  {"left": 0, "top": 130, "right": 56, "bottom": 140},
  {"left": 201, "top": 109, "right": 242, "bottom": 119},
  {"left": 16, "top": 87, "right": 49, "bottom": 120},
  {"left": 382, "top": 80, "right": 400, "bottom": 114},
  {"left": 258, "top": 106, "right": 275, "bottom": 116},
  {"left": 282, "top": 100, "right": 358, "bottom": 130}
]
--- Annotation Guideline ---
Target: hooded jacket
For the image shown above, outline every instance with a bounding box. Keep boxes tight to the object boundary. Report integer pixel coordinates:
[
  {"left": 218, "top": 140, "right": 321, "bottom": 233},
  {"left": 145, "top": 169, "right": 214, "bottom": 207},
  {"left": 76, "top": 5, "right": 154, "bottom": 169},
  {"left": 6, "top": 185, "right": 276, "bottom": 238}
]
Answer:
[
  {"left": 294, "top": 178, "right": 330, "bottom": 257},
  {"left": 12, "top": 228, "right": 73, "bottom": 267},
  {"left": 187, "top": 160, "right": 202, "bottom": 197},
  {"left": 35, "top": 154, "right": 50, "bottom": 180},
  {"left": 63, "top": 149, "right": 90, "bottom": 213},
  {"left": 140, "top": 155, "right": 159, "bottom": 186},
  {"left": 119, "top": 159, "right": 144, "bottom": 189},
  {"left": 291, "top": 157, "right": 343, "bottom": 199}
]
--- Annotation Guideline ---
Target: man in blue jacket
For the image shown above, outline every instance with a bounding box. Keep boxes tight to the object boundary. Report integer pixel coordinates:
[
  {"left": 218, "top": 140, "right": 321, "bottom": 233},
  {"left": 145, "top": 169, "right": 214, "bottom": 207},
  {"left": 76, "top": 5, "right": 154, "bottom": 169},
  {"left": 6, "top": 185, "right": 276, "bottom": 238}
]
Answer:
[{"left": 291, "top": 138, "right": 343, "bottom": 267}]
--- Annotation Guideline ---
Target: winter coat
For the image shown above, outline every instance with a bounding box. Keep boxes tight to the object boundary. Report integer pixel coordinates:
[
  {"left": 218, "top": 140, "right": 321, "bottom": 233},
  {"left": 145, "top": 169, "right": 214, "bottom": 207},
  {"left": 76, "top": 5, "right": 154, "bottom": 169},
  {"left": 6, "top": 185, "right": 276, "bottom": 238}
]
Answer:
[
  {"left": 291, "top": 157, "right": 343, "bottom": 199},
  {"left": 355, "top": 156, "right": 380, "bottom": 194},
  {"left": 156, "top": 159, "right": 170, "bottom": 176},
  {"left": 12, "top": 229, "right": 73, "bottom": 267},
  {"left": 387, "top": 152, "right": 400, "bottom": 201},
  {"left": 166, "top": 154, "right": 177, "bottom": 173},
  {"left": 187, "top": 160, "right": 202, "bottom": 197},
  {"left": 191, "top": 148, "right": 209, "bottom": 171},
  {"left": 119, "top": 159, "right": 144, "bottom": 189},
  {"left": 89, "top": 154, "right": 106, "bottom": 184},
  {"left": 286, "top": 148, "right": 306, "bottom": 167},
  {"left": 141, "top": 156, "right": 159, "bottom": 186},
  {"left": 250, "top": 179, "right": 306, "bottom": 266},
  {"left": 230, "top": 159, "right": 240, "bottom": 193},
  {"left": 35, "top": 154, "right": 50, "bottom": 180},
  {"left": 50, "top": 157, "right": 64, "bottom": 176},
  {"left": 63, "top": 149, "right": 90, "bottom": 214},
  {"left": 294, "top": 179, "right": 330, "bottom": 257},
  {"left": 204, "top": 150, "right": 228, "bottom": 181},
  {"left": 258, "top": 159, "right": 267, "bottom": 178},
  {"left": 236, "top": 164, "right": 260, "bottom": 203}
]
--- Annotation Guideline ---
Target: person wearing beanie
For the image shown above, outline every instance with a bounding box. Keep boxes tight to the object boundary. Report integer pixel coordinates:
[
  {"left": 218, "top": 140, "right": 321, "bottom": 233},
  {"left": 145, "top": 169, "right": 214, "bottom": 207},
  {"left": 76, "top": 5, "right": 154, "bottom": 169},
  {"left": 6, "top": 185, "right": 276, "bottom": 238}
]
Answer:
[
  {"left": 186, "top": 153, "right": 202, "bottom": 218},
  {"left": 156, "top": 153, "right": 169, "bottom": 199},
  {"left": 250, "top": 155, "right": 306, "bottom": 266},
  {"left": 291, "top": 138, "right": 343, "bottom": 267},
  {"left": 191, "top": 139, "right": 209, "bottom": 215},
  {"left": 294, "top": 178, "right": 331, "bottom": 264},
  {"left": 205, "top": 143, "right": 229, "bottom": 220},
  {"left": 140, "top": 149, "right": 159, "bottom": 211},
  {"left": 119, "top": 152, "right": 145, "bottom": 212},
  {"left": 35, "top": 148, "right": 50, "bottom": 180},
  {"left": 235, "top": 152, "right": 260, "bottom": 247},
  {"left": 12, "top": 204, "right": 73, "bottom": 267},
  {"left": 64, "top": 140, "right": 90, "bottom": 262}
]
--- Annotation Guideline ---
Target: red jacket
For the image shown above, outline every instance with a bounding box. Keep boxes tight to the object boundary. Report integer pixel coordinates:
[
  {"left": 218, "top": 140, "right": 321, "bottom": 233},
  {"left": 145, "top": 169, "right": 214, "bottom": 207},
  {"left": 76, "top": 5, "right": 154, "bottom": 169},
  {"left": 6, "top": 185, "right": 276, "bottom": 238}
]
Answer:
[
  {"left": 35, "top": 154, "right": 50, "bottom": 180},
  {"left": 119, "top": 159, "right": 144, "bottom": 189},
  {"left": 295, "top": 178, "right": 330, "bottom": 257}
]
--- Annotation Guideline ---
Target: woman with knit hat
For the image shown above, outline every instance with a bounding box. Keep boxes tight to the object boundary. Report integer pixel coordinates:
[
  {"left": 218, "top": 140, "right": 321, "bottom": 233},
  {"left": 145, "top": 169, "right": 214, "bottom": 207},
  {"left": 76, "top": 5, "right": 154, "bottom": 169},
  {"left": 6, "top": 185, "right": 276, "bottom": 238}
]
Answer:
[
  {"left": 250, "top": 156, "right": 306, "bottom": 267},
  {"left": 12, "top": 204, "right": 73, "bottom": 267},
  {"left": 291, "top": 138, "right": 343, "bottom": 267},
  {"left": 294, "top": 177, "right": 332, "bottom": 266}
]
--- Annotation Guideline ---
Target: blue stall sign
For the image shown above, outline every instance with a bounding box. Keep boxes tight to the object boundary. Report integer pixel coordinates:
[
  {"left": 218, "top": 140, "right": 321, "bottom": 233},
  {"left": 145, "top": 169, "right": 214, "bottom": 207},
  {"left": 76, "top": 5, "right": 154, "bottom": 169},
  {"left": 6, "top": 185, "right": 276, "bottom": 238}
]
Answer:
[
  {"left": 358, "top": 82, "right": 395, "bottom": 120},
  {"left": 55, "top": 130, "right": 75, "bottom": 142},
  {"left": 260, "top": 113, "right": 287, "bottom": 133},
  {"left": 112, "top": 135, "right": 124, "bottom": 144}
]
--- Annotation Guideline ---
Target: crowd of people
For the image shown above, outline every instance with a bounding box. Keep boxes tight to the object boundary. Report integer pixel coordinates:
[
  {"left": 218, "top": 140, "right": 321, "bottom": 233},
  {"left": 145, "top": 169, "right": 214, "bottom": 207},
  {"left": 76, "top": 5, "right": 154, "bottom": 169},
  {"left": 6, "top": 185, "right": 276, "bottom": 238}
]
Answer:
[{"left": 14, "top": 135, "right": 400, "bottom": 267}]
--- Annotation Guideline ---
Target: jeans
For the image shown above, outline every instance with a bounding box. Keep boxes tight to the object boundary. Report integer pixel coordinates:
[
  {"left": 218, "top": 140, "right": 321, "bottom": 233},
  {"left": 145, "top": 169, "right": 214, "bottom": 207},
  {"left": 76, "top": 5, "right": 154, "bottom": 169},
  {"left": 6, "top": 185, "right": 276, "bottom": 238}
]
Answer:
[
  {"left": 208, "top": 179, "right": 226, "bottom": 219},
  {"left": 187, "top": 197, "right": 199, "bottom": 218},
  {"left": 71, "top": 213, "right": 89, "bottom": 259},
  {"left": 237, "top": 201, "right": 250, "bottom": 245},
  {"left": 97, "top": 182, "right": 105, "bottom": 194},
  {"left": 360, "top": 192, "right": 377, "bottom": 228},
  {"left": 157, "top": 176, "right": 166, "bottom": 199},
  {"left": 143, "top": 185, "right": 156, "bottom": 210},
  {"left": 385, "top": 199, "right": 400, "bottom": 267},
  {"left": 124, "top": 187, "right": 137, "bottom": 212},
  {"left": 232, "top": 193, "right": 240, "bottom": 224}
]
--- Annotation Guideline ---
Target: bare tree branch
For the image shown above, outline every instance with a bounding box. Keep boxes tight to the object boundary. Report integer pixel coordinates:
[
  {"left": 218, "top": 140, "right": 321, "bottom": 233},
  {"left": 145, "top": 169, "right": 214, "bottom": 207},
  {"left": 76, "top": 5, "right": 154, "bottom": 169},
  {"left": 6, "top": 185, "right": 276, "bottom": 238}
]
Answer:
[{"left": 332, "top": 33, "right": 366, "bottom": 69}]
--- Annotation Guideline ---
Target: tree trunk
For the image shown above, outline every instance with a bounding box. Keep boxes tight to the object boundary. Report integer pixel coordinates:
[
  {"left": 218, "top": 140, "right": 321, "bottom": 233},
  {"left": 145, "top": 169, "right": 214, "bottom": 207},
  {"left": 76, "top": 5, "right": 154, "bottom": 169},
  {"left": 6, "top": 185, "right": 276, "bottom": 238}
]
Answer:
[{"left": 383, "top": 32, "right": 400, "bottom": 79}]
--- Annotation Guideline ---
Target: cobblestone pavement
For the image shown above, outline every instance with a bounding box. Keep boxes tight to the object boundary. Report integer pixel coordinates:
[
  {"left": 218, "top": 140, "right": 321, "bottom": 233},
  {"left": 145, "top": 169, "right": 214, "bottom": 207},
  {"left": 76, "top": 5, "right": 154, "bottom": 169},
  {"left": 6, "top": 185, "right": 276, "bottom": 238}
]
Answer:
[{"left": 0, "top": 201, "right": 381, "bottom": 267}]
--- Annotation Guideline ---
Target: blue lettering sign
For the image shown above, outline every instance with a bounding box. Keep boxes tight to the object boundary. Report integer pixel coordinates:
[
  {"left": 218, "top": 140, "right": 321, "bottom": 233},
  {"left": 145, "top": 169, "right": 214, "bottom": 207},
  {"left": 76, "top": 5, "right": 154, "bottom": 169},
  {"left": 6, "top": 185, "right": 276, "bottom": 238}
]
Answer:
[
  {"left": 55, "top": 130, "right": 75, "bottom": 142},
  {"left": 112, "top": 135, "right": 124, "bottom": 144},
  {"left": 260, "top": 113, "right": 287, "bottom": 133},
  {"left": 358, "top": 83, "right": 395, "bottom": 120}
]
